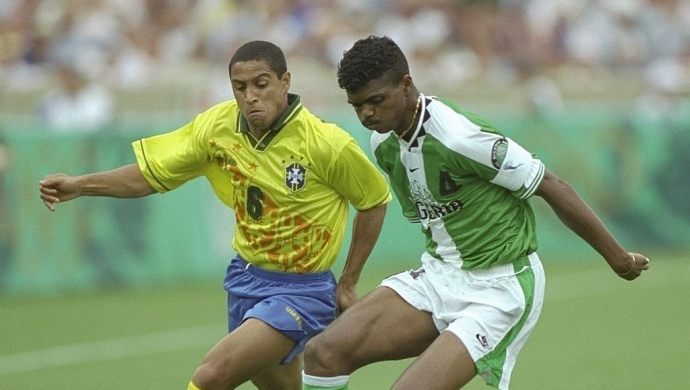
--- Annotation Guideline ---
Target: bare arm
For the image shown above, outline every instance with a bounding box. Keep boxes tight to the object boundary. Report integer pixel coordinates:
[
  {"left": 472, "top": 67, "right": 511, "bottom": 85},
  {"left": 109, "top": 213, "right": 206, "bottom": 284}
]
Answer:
[
  {"left": 535, "top": 169, "right": 649, "bottom": 280},
  {"left": 39, "top": 163, "right": 156, "bottom": 211},
  {"left": 335, "top": 203, "right": 387, "bottom": 315}
]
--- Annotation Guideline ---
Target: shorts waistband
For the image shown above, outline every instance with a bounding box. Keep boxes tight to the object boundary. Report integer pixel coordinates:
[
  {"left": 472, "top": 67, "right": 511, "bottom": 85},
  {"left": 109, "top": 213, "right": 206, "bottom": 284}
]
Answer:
[{"left": 232, "top": 256, "right": 333, "bottom": 283}]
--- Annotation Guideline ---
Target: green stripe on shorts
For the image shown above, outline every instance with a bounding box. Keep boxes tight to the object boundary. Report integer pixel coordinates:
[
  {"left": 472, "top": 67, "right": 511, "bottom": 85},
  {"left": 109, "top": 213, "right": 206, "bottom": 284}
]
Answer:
[{"left": 475, "top": 257, "right": 535, "bottom": 388}]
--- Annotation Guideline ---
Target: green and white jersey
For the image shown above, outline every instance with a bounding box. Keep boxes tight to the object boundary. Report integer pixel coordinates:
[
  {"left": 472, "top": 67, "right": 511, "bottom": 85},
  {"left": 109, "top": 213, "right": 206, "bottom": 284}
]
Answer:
[{"left": 371, "top": 95, "right": 545, "bottom": 270}]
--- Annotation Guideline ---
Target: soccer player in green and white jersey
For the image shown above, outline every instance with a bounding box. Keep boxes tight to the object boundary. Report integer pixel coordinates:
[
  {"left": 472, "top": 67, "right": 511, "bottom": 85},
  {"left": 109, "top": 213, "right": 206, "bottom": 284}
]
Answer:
[
  {"left": 302, "top": 36, "right": 649, "bottom": 390},
  {"left": 39, "top": 41, "right": 391, "bottom": 390}
]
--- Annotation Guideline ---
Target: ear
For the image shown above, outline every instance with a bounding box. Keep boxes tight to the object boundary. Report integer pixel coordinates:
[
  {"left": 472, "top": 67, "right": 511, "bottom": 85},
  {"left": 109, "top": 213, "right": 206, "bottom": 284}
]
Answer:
[
  {"left": 401, "top": 74, "right": 414, "bottom": 94},
  {"left": 282, "top": 71, "right": 291, "bottom": 91}
]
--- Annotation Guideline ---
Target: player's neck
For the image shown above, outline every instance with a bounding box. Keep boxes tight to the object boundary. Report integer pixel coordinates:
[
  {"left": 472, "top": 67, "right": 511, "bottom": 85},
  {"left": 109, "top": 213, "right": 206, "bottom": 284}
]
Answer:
[
  {"left": 398, "top": 93, "right": 422, "bottom": 141},
  {"left": 249, "top": 127, "right": 269, "bottom": 141}
]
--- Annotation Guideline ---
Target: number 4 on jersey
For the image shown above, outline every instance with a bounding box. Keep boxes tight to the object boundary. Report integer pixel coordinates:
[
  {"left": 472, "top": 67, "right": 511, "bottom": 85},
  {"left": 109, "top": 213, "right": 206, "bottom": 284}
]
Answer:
[{"left": 439, "top": 171, "right": 460, "bottom": 196}]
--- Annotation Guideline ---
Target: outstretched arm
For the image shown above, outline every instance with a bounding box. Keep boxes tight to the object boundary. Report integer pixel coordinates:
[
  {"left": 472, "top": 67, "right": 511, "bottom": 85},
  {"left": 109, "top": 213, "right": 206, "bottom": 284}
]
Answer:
[
  {"left": 39, "top": 163, "right": 156, "bottom": 211},
  {"left": 535, "top": 169, "right": 649, "bottom": 280},
  {"left": 336, "top": 203, "right": 387, "bottom": 315}
]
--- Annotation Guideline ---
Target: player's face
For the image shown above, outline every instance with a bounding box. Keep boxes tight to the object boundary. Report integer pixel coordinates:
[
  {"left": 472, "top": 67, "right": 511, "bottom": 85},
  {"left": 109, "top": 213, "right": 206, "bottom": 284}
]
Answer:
[
  {"left": 230, "top": 60, "right": 290, "bottom": 134},
  {"left": 345, "top": 76, "right": 411, "bottom": 134}
]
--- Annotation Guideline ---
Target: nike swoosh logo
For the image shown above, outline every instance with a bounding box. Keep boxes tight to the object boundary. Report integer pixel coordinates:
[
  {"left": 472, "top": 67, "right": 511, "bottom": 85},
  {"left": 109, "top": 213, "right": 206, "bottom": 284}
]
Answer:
[{"left": 409, "top": 167, "right": 420, "bottom": 172}]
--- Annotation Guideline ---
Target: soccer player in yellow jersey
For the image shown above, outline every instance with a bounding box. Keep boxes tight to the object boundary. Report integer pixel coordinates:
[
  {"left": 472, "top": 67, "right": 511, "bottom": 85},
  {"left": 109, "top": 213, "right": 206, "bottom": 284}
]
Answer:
[{"left": 39, "top": 41, "right": 392, "bottom": 390}]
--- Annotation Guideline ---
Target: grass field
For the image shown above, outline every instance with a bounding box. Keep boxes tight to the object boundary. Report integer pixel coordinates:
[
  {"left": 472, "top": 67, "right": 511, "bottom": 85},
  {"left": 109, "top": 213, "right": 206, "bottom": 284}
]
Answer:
[{"left": 1, "top": 253, "right": 688, "bottom": 389}]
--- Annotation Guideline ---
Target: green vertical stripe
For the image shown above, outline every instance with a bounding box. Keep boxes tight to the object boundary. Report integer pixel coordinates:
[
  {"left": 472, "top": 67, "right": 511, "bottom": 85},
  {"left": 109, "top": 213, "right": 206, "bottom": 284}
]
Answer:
[{"left": 476, "top": 257, "right": 535, "bottom": 387}]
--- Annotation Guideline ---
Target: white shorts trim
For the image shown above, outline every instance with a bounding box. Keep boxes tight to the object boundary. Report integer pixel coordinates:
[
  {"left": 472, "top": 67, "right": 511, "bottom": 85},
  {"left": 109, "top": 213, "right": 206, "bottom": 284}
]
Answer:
[{"left": 380, "top": 252, "right": 545, "bottom": 390}]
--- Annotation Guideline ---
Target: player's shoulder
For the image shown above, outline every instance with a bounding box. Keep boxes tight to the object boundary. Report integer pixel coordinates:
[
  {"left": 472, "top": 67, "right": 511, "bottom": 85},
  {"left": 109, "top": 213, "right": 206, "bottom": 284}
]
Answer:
[
  {"left": 299, "top": 106, "right": 342, "bottom": 130},
  {"left": 199, "top": 100, "right": 239, "bottom": 119},
  {"left": 425, "top": 95, "right": 472, "bottom": 122},
  {"left": 300, "top": 106, "right": 355, "bottom": 145},
  {"left": 189, "top": 100, "right": 240, "bottom": 132},
  {"left": 425, "top": 95, "right": 502, "bottom": 136}
]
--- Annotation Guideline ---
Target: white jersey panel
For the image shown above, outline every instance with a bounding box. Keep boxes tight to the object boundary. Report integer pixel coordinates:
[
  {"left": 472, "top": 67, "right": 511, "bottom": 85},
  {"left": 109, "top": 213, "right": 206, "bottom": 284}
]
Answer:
[{"left": 491, "top": 139, "right": 544, "bottom": 195}]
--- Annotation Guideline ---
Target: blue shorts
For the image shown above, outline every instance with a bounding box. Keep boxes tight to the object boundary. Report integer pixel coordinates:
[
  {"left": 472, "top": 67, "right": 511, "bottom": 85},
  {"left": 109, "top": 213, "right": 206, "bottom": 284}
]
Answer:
[{"left": 223, "top": 256, "right": 337, "bottom": 364}]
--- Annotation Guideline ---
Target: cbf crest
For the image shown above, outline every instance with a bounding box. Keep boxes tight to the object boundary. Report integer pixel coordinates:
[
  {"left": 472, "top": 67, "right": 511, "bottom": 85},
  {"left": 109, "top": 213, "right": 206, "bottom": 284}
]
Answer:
[
  {"left": 284, "top": 155, "right": 310, "bottom": 192},
  {"left": 285, "top": 162, "right": 306, "bottom": 191}
]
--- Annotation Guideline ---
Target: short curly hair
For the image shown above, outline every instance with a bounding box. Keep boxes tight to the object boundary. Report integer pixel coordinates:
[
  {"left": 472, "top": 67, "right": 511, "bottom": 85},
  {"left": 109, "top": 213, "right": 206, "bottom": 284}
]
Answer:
[{"left": 337, "top": 35, "right": 409, "bottom": 93}]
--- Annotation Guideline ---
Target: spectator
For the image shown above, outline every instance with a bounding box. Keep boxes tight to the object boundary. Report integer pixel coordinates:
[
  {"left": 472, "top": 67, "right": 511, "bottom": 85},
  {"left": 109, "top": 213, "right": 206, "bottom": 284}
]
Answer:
[{"left": 37, "top": 61, "right": 115, "bottom": 133}]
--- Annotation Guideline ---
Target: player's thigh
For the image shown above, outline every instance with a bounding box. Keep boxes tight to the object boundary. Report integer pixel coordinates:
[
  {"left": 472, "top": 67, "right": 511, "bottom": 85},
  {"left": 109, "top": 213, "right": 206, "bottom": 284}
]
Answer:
[
  {"left": 251, "top": 353, "right": 303, "bottom": 390},
  {"left": 195, "top": 318, "right": 296, "bottom": 388},
  {"left": 312, "top": 286, "right": 438, "bottom": 368}
]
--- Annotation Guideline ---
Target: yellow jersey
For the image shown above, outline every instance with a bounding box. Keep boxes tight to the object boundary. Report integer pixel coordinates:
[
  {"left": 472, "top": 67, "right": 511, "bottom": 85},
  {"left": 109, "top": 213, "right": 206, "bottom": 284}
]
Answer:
[{"left": 133, "top": 94, "right": 391, "bottom": 272}]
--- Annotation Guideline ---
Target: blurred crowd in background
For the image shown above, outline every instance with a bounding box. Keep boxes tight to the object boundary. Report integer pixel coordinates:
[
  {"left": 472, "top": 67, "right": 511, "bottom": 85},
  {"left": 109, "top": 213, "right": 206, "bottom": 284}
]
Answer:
[
  {"left": 1, "top": 0, "right": 689, "bottom": 131},
  {"left": 1, "top": 0, "right": 690, "bottom": 292}
]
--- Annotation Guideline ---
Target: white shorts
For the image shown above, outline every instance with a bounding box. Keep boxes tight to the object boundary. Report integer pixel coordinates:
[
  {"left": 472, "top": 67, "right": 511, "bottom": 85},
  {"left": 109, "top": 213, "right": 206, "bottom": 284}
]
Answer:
[{"left": 380, "top": 252, "right": 545, "bottom": 390}]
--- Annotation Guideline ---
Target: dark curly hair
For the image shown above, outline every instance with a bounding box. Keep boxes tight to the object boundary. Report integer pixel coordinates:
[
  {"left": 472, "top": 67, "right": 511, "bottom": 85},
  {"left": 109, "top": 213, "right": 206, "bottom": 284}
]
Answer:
[
  {"left": 229, "top": 40, "right": 287, "bottom": 77},
  {"left": 337, "top": 35, "right": 409, "bottom": 93}
]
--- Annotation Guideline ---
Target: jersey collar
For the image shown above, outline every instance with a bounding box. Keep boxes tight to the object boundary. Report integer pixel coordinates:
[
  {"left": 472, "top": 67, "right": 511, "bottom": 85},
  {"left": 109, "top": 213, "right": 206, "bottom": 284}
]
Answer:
[
  {"left": 404, "top": 94, "right": 429, "bottom": 150},
  {"left": 238, "top": 93, "right": 303, "bottom": 150}
]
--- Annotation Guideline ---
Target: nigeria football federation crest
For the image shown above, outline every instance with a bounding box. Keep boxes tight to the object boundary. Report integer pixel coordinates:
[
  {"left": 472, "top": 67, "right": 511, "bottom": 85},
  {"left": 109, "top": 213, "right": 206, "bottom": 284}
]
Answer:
[
  {"left": 285, "top": 162, "right": 307, "bottom": 191},
  {"left": 491, "top": 138, "right": 508, "bottom": 169}
]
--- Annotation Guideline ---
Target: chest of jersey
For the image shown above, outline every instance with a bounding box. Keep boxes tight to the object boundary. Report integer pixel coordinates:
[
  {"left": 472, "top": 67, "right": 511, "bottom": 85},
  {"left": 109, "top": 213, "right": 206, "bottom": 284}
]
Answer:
[
  {"left": 210, "top": 134, "right": 312, "bottom": 197},
  {"left": 386, "top": 134, "right": 512, "bottom": 226}
]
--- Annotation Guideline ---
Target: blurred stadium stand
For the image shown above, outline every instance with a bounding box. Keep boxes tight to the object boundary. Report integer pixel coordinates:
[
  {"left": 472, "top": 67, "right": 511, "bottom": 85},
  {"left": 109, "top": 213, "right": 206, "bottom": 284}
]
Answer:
[
  {"left": 1, "top": 0, "right": 688, "bottom": 119},
  {"left": 1, "top": 0, "right": 688, "bottom": 295}
]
